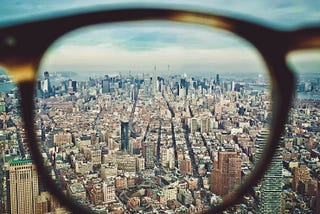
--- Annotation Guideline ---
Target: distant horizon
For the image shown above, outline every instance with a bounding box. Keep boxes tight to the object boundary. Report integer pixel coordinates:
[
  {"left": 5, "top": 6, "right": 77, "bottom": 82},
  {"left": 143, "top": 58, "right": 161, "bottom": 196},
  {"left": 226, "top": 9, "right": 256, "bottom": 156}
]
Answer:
[
  {"left": 0, "top": 67, "right": 319, "bottom": 82},
  {"left": 38, "top": 69, "right": 271, "bottom": 81}
]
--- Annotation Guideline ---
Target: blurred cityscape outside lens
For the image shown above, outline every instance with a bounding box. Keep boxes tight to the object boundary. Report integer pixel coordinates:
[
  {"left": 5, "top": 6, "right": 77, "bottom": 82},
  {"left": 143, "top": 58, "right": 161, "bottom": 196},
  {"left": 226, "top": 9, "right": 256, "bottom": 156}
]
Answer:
[{"left": 0, "top": 22, "right": 318, "bottom": 214}]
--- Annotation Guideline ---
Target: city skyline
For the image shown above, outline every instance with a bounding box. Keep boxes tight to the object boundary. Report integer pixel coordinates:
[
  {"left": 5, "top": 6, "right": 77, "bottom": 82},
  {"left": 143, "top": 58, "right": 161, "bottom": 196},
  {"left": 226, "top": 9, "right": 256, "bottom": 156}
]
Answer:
[{"left": 0, "top": 70, "right": 319, "bottom": 213}]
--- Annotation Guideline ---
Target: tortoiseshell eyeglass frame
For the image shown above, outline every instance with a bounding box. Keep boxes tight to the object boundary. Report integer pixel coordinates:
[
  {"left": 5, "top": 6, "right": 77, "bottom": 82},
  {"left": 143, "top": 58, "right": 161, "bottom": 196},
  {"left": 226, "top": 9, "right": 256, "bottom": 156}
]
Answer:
[{"left": 0, "top": 6, "right": 319, "bottom": 214}]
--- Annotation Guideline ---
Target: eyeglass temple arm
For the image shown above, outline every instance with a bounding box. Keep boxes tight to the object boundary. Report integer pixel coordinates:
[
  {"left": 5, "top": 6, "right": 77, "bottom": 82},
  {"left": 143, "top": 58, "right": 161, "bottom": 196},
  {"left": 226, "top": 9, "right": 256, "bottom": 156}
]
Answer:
[{"left": 287, "top": 26, "right": 320, "bottom": 50}]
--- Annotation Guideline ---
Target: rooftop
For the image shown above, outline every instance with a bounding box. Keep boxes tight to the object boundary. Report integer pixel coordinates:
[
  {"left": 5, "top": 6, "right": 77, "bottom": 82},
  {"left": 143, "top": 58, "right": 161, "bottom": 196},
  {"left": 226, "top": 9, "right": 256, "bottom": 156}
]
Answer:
[{"left": 10, "top": 159, "right": 33, "bottom": 165}]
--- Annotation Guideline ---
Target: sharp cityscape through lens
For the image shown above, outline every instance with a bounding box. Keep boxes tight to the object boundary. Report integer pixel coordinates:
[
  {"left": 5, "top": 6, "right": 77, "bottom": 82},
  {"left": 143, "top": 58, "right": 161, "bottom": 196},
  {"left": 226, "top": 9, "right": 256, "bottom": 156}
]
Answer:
[{"left": 0, "top": 7, "right": 320, "bottom": 214}]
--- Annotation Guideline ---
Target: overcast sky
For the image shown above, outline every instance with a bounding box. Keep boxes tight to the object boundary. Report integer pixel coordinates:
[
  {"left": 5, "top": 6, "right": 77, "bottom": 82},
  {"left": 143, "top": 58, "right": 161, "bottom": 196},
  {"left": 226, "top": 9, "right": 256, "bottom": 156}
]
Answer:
[{"left": 0, "top": 0, "right": 319, "bottom": 76}]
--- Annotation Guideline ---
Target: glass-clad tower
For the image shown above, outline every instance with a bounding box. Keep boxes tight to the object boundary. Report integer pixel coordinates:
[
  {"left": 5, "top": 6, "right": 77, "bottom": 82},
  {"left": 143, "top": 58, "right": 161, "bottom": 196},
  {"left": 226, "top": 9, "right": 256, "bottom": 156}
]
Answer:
[
  {"left": 255, "top": 130, "right": 283, "bottom": 214},
  {"left": 120, "top": 120, "right": 129, "bottom": 151}
]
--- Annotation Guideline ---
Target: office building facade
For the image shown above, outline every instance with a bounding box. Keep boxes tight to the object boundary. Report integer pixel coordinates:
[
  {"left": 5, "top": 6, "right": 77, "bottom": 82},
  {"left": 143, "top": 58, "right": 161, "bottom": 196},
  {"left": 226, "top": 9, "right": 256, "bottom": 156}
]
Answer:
[
  {"left": 8, "top": 159, "right": 38, "bottom": 214},
  {"left": 210, "top": 151, "right": 241, "bottom": 195}
]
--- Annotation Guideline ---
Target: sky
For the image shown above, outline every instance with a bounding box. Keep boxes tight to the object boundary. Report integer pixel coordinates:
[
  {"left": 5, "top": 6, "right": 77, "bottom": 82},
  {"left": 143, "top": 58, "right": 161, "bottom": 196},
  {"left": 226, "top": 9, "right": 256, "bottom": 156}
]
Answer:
[{"left": 0, "top": 0, "right": 319, "bottom": 77}]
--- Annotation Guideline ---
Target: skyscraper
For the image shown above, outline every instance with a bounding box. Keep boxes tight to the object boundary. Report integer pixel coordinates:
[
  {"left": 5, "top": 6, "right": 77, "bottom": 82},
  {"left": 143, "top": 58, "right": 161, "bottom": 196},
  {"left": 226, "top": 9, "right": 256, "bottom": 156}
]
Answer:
[
  {"left": 190, "top": 118, "right": 198, "bottom": 133},
  {"left": 41, "top": 71, "right": 52, "bottom": 98},
  {"left": 67, "top": 79, "right": 77, "bottom": 94},
  {"left": 153, "top": 65, "right": 156, "bottom": 94},
  {"left": 255, "top": 130, "right": 283, "bottom": 213},
  {"left": 210, "top": 151, "right": 241, "bottom": 195},
  {"left": 102, "top": 181, "right": 116, "bottom": 204},
  {"left": 200, "top": 117, "right": 210, "bottom": 133},
  {"left": 216, "top": 74, "right": 220, "bottom": 86},
  {"left": 120, "top": 120, "right": 129, "bottom": 151},
  {"left": 102, "top": 79, "right": 111, "bottom": 94},
  {"left": 292, "top": 163, "right": 311, "bottom": 192},
  {"left": 142, "top": 142, "right": 154, "bottom": 169},
  {"left": 8, "top": 159, "right": 39, "bottom": 214}
]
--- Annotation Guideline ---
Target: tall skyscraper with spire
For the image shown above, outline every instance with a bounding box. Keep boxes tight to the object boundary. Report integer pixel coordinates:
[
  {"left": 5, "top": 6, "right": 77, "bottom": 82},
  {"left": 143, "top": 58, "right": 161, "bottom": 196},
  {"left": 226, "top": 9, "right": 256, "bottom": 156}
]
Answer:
[
  {"left": 8, "top": 159, "right": 39, "bottom": 214},
  {"left": 153, "top": 65, "right": 157, "bottom": 95},
  {"left": 255, "top": 130, "right": 283, "bottom": 213}
]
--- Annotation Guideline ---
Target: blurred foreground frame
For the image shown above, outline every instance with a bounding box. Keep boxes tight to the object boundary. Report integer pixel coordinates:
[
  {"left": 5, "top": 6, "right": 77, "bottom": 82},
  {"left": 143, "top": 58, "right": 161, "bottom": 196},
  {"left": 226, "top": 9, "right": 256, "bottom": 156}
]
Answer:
[{"left": 0, "top": 5, "right": 320, "bottom": 213}]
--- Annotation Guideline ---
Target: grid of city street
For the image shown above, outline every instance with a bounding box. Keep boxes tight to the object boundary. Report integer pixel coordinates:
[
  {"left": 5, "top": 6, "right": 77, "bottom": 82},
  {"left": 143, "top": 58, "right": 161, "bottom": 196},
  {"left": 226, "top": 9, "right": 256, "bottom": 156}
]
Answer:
[{"left": 0, "top": 67, "right": 319, "bottom": 213}]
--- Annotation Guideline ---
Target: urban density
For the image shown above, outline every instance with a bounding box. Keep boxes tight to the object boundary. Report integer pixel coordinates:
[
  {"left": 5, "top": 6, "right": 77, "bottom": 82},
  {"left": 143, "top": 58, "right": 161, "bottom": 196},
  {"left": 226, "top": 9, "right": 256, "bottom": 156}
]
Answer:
[{"left": 0, "top": 68, "right": 319, "bottom": 214}]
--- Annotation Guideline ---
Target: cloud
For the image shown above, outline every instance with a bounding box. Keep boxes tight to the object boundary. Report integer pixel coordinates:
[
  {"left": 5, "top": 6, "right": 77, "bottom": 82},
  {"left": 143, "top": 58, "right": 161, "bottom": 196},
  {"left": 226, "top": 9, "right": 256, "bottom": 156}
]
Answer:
[
  {"left": 38, "top": 21, "right": 266, "bottom": 75},
  {"left": 49, "top": 22, "right": 246, "bottom": 51},
  {"left": 40, "top": 40, "right": 266, "bottom": 75}
]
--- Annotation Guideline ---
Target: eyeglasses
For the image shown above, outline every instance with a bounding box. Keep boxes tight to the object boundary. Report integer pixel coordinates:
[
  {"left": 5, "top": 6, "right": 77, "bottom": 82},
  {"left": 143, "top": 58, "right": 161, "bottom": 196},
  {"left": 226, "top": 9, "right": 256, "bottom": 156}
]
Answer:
[{"left": 0, "top": 5, "right": 319, "bottom": 213}]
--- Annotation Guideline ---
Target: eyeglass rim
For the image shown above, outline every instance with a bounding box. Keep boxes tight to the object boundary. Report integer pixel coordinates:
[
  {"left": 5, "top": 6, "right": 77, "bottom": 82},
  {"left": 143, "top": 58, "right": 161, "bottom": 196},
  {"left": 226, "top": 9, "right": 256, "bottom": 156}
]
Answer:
[{"left": 0, "top": 6, "right": 310, "bottom": 213}]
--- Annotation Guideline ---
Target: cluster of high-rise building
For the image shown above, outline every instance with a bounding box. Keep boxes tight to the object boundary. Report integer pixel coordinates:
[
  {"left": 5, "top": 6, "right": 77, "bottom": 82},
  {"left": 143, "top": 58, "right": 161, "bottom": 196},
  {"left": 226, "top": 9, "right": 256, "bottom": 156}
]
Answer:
[{"left": 0, "top": 70, "right": 319, "bottom": 213}]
